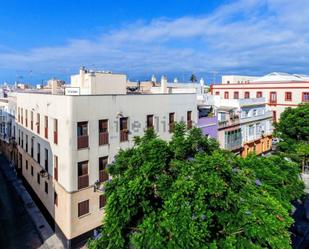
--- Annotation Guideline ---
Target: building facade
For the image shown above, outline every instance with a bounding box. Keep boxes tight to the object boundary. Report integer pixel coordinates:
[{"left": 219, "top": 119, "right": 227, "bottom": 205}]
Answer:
[
  {"left": 213, "top": 97, "right": 273, "bottom": 156},
  {"left": 10, "top": 69, "right": 197, "bottom": 248},
  {"left": 211, "top": 72, "right": 309, "bottom": 121}
]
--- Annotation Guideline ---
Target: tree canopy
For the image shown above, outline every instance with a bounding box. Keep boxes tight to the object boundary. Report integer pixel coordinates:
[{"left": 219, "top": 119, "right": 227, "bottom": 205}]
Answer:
[
  {"left": 88, "top": 123, "right": 303, "bottom": 249},
  {"left": 275, "top": 103, "right": 309, "bottom": 166}
]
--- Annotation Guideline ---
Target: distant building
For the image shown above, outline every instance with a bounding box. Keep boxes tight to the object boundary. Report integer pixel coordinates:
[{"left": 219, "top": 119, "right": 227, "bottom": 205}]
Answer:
[
  {"left": 211, "top": 72, "right": 309, "bottom": 121},
  {"left": 200, "top": 95, "right": 273, "bottom": 156}
]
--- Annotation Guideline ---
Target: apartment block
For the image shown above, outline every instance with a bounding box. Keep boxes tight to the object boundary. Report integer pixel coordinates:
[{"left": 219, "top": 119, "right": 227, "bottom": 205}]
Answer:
[
  {"left": 202, "top": 95, "right": 273, "bottom": 156},
  {"left": 10, "top": 68, "right": 197, "bottom": 248},
  {"left": 211, "top": 72, "right": 309, "bottom": 121}
]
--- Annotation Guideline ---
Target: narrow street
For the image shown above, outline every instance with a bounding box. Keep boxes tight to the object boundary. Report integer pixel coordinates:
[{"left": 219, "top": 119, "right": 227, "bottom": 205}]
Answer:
[{"left": 0, "top": 156, "right": 43, "bottom": 249}]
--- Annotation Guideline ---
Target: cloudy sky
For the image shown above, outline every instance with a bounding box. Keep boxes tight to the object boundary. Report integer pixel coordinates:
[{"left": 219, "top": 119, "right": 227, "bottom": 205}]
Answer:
[{"left": 0, "top": 0, "right": 308, "bottom": 84}]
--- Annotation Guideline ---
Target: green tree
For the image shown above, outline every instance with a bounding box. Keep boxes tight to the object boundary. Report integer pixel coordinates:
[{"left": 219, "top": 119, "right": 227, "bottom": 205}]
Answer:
[
  {"left": 88, "top": 124, "right": 300, "bottom": 249},
  {"left": 190, "top": 74, "right": 197, "bottom": 83},
  {"left": 275, "top": 103, "right": 309, "bottom": 168}
]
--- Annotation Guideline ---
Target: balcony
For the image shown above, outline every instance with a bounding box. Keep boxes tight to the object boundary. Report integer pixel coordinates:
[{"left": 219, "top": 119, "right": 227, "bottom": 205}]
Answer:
[
  {"left": 225, "top": 139, "right": 242, "bottom": 151},
  {"left": 99, "top": 170, "right": 109, "bottom": 182},
  {"left": 187, "top": 120, "right": 193, "bottom": 129},
  {"left": 54, "top": 131, "right": 58, "bottom": 144},
  {"left": 78, "top": 174, "right": 89, "bottom": 189},
  {"left": 120, "top": 130, "right": 128, "bottom": 142},
  {"left": 240, "top": 111, "right": 273, "bottom": 124},
  {"left": 77, "top": 135, "right": 88, "bottom": 149},
  {"left": 99, "top": 132, "right": 109, "bottom": 145},
  {"left": 169, "top": 123, "right": 175, "bottom": 133},
  {"left": 54, "top": 168, "right": 58, "bottom": 181},
  {"left": 218, "top": 117, "right": 240, "bottom": 129}
]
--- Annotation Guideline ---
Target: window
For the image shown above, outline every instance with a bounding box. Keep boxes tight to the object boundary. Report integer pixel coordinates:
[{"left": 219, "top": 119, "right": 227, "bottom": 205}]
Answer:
[
  {"left": 249, "top": 125, "right": 255, "bottom": 136},
  {"left": 273, "top": 111, "right": 277, "bottom": 123},
  {"left": 44, "top": 116, "right": 48, "bottom": 139},
  {"left": 99, "top": 119, "right": 108, "bottom": 145},
  {"left": 99, "top": 195, "right": 106, "bottom": 209},
  {"left": 99, "top": 156, "right": 108, "bottom": 182},
  {"left": 31, "top": 166, "right": 34, "bottom": 176},
  {"left": 31, "top": 138, "right": 34, "bottom": 157},
  {"left": 169, "top": 113, "right": 175, "bottom": 133},
  {"left": 54, "top": 192, "right": 58, "bottom": 206},
  {"left": 256, "top": 91, "right": 263, "bottom": 98},
  {"left": 78, "top": 161, "right": 89, "bottom": 189},
  {"left": 224, "top": 92, "right": 229, "bottom": 99},
  {"left": 244, "top": 92, "right": 250, "bottom": 99},
  {"left": 269, "top": 92, "right": 277, "bottom": 104},
  {"left": 21, "top": 131, "right": 24, "bottom": 148},
  {"left": 37, "top": 113, "right": 40, "bottom": 134},
  {"left": 54, "top": 119, "right": 58, "bottom": 144},
  {"left": 120, "top": 117, "right": 129, "bottom": 142},
  {"left": 215, "top": 91, "right": 220, "bottom": 95},
  {"left": 18, "top": 107, "right": 20, "bottom": 123},
  {"left": 54, "top": 155, "right": 58, "bottom": 182},
  {"left": 37, "top": 173, "right": 40, "bottom": 184},
  {"left": 77, "top": 122, "right": 88, "bottom": 149},
  {"left": 45, "top": 149, "right": 48, "bottom": 171},
  {"left": 26, "top": 160, "right": 28, "bottom": 170},
  {"left": 302, "top": 92, "right": 309, "bottom": 102},
  {"left": 285, "top": 92, "right": 292, "bottom": 101},
  {"left": 31, "top": 111, "right": 33, "bottom": 130},
  {"left": 146, "top": 115, "right": 154, "bottom": 129},
  {"left": 78, "top": 200, "right": 89, "bottom": 217},
  {"left": 18, "top": 129, "right": 20, "bottom": 145},
  {"left": 25, "top": 135, "right": 28, "bottom": 153},
  {"left": 37, "top": 143, "right": 40, "bottom": 164},
  {"left": 25, "top": 110, "right": 28, "bottom": 127},
  {"left": 234, "top": 92, "right": 239, "bottom": 99},
  {"left": 45, "top": 182, "right": 48, "bottom": 194},
  {"left": 21, "top": 108, "right": 23, "bottom": 125},
  {"left": 187, "top": 111, "right": 192, "bottom": 129}
]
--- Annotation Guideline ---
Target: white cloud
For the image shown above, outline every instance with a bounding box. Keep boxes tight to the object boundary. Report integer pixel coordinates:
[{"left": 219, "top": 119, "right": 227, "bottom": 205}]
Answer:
[{"left": 1, "top": 0, "right": 309, "bottom": 81}]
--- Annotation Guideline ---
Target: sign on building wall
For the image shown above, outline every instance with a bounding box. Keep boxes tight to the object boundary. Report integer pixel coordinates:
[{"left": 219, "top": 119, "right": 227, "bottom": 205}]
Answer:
[{"left": 65, "top": 87, "right": 80, "bottom": 95}]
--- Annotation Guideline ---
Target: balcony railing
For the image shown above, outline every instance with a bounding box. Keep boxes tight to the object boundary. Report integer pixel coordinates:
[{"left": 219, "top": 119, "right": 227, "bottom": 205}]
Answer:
[
  {"left": 54, "top": 168, "right": 58, "bottom": 181},
  {"left": 78, "top": 135, "right": 88, "bottom": 149},
  {"left": 218, "top": 118, "right": 240, "bottom": 129},
  {"left": 99, "top": 132, "right": 109, "bottom": 145},
  {"left": 225, "top": 139, "right": 242, "bottom": 151},
  {"left": 187, "top": 120, "right": 193, "bottom": 129},
  {"left": 78, "top": 174, "right": 89, "bottom": 189},
  {"left": 269, "top": 99, "right": 277, "bottom": 105},
  {"left": 99, "top": 170, "right": 109, "bottom": 182},
  {"left": 120, "top": 130, "right": 128, "bottom": 142},
  {"left": 169, "top": 123, "right": 175, "bottom": 133},
  {"left": 54, "top": 131, "right": 58, "bottom": 144}
]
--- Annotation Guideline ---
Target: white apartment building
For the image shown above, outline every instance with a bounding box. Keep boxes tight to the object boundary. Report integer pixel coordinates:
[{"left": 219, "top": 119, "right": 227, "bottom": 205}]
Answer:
[
  {"left": 11, "top": 68, "right": 197, "bottom": 248},
  {"left": 214, "top": 97, "right": 273, "bottom": 157},
  {"left": 211, "top": 72, "right": 309, "bottom": 121}
]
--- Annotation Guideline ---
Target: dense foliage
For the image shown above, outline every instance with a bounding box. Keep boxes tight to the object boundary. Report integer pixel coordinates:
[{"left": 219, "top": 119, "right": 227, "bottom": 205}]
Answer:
[
  {"left": 275, "top": 103, "right": 309, "bottom": 166},
  {"left": 88, "top": 123, "right": 303, "bottom": 249}
]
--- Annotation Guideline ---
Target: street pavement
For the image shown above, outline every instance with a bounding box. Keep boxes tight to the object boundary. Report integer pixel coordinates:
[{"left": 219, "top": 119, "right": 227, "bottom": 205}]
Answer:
[{"left": 0, "top": 155, "right": 43, "bottom": 249}]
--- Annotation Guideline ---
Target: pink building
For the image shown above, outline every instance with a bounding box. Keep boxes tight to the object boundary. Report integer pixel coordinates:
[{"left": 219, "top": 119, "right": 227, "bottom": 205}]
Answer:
[{"left": 211, "top": 72, "right": 309, "bottom": 121}]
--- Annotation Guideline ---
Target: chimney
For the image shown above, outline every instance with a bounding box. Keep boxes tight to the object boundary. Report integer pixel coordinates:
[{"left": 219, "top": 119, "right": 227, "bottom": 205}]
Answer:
[{"left": 160, "top": 75, "right": 168, "bottom": 93}]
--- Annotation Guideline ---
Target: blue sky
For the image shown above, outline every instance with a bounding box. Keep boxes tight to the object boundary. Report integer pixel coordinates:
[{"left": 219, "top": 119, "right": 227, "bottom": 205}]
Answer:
[{"left": 0, "top": 0, "right": 308, "bottom": 84}]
